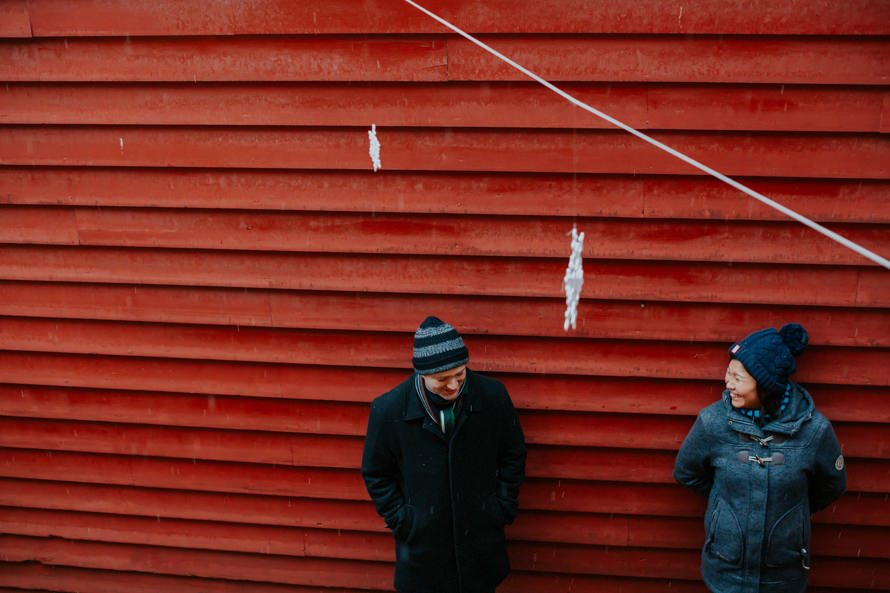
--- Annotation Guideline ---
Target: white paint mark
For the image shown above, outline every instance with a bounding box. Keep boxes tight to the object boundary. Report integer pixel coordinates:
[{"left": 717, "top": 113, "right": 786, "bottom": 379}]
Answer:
[
  {"left": 678, "top": 6, "right": 683, "bottom": 28},
  {"left": 119, "top": 137, "right": 124, "bottom": 154},
  {"left": 368, "top": 124, "right": 382, "bottom": 172},
  {"left": 563, "top": 226, "right": 584, "bottom": 331}
]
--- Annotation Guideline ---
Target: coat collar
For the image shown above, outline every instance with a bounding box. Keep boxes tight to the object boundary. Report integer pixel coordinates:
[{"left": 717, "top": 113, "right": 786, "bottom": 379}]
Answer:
[
  {"left": 402, "top": 368, "right": 482, "bottom": 422},
  {"left": 721, "top": 381, "right": 814, "bottom": 437}
]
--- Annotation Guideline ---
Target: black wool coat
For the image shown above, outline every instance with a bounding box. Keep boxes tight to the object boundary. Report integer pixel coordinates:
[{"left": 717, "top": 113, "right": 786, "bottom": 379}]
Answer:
[{"left": 361, "top": 369, "right": 527, "bottom": 593}]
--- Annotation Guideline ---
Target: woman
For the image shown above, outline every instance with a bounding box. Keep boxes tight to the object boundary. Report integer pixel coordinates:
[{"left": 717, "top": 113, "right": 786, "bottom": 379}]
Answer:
[{"left": 674, "top": 323, "right": 846, "bottom": 593}]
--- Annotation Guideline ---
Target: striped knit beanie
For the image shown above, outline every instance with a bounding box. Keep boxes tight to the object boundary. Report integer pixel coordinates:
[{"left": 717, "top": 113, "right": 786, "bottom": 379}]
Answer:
[
  {"left": 412, "top": 316, "right": 470, "bottom": 375},
  {"left": 729, "top": 323, "right": 808, "bottom": 396}
]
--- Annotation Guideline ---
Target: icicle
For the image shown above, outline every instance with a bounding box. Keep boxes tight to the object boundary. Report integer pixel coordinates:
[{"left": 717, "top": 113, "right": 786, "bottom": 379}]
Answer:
[
  {"left": 563, "top": 226, "right": 585, "bottom": 331},
  {"left": 368, "top": 124, "right": 382, "bottom": 172}
]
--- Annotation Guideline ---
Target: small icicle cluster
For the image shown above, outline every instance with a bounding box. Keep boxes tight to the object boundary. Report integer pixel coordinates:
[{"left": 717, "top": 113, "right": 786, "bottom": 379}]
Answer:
[
  {"left": 563, "top": 226, "right": 585, "bottom": 331},
  {"left": 368, "top": 124, "right": 382, "bottom": 172}
]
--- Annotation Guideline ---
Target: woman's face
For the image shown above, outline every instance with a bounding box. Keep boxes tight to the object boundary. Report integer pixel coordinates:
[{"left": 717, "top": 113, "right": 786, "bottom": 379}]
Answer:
[{"left": 725, "top": 359, "right": 761, "bottom": 410}]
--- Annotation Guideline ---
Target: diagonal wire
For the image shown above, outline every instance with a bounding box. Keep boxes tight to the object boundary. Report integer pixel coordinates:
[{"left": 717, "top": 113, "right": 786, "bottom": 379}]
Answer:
[{"left": 402, "top": 0, "right": 890, "bottom": 270}]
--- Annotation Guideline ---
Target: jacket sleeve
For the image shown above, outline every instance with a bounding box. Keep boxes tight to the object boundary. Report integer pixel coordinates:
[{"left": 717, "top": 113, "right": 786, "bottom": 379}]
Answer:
[
  {"left": 673, "top": 414, "right": 715, "bottom": 497},
  {"left": 808, "top": 419, "right": 847, "bottom": 513},
  {"left": 360, "top": 397, "right": 411, "bottom": 537},
  {"left": 494, "top": 388, "right": 527, "bottom": 524}
]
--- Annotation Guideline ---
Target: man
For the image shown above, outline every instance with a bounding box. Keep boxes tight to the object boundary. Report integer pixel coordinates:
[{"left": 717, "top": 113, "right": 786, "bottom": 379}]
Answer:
[{"left": 361, "top": 316, "right": 527, "bottom": 593}]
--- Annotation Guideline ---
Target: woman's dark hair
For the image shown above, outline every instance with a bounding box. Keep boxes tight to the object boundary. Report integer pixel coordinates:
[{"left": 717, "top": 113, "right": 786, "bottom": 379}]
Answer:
[{"left": 757, "top": 384, "right": 783, "bottom": 416}]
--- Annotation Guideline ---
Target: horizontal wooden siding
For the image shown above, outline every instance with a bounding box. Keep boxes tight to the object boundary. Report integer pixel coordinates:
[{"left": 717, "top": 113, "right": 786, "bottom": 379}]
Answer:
[{"left": 1, "top": 1, "right": 889, "bottom": 592}]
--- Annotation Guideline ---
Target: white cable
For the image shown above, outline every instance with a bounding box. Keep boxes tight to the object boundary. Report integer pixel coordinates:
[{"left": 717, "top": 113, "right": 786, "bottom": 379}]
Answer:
[{"left": 402, "top": 0, "right": 890, "bottom": 271}]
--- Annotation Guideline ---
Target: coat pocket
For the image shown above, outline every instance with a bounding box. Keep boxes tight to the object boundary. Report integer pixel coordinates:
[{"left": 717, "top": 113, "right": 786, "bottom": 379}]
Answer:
[
  {"left": 765, "top": 503, "right": 808, "bottom": 568},
  {"left": 393, "top": 503, "right": 417, "bottom": 543},
  {"left": 706, "top": 498, "right": 744, "bottom": 565},
  {"left": 480, "top": 492, "right": 507, "bottom": 527}
]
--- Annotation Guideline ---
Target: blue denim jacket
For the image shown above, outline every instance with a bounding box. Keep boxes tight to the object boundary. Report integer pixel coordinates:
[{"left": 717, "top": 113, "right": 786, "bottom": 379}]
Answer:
[{"left": 674, "top": 382, "right": 846, "bottom": 593}]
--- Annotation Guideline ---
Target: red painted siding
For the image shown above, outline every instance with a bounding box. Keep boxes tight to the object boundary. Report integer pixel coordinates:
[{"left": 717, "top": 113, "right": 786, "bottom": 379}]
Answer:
[{"left": 1, "top": 1, "right": 888, "bottom": 592}]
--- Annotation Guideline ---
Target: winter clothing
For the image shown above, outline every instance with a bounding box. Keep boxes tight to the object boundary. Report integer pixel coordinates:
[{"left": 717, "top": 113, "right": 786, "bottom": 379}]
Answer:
[
  {"left": 728, "top": 323, "right": 808, "bottom": 396},
  {"left": 412, "top": 316, "right": 470, "bottom": 375},
  {"left": 361, "top": 368, "right": 527, "bottom": 593},
  {"left": 674, "top": 382, "right": 846, "bottom": 593},
  {"left": 414, "top": 372, "right": 466, "bottom": 438},
  {"left": 739, "top": 385, "right": 791, "bottom": 425}
]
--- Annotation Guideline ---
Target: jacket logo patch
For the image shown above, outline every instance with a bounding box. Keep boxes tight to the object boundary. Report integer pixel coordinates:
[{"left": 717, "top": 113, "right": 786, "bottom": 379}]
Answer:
[
  {"left": 835, "top": 455, "right": 845, "bottom": 471},
  {"left": 731, "top": 344, "right": 741, "bottom": 354}
]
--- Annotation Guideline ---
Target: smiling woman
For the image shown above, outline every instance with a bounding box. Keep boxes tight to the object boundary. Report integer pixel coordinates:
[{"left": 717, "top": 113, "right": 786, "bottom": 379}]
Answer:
[
  {"left": 675, "top": 324, "right": 847, "bottom": 593},
  {"left": 724, "top": 359, "right": 759, "bottom": 411}
]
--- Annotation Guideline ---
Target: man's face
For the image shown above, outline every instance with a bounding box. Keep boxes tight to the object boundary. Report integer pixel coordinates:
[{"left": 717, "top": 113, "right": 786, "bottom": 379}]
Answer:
[{"left": 422, "top": 365, "right": 467, "bottom": 401}]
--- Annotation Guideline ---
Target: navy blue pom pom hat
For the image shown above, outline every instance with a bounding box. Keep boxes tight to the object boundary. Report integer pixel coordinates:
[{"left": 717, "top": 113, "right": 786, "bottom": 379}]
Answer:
[
  {"left": 728, "top": 323, "right": 809, "bottom": 396},
  {"left": 412, "top": 316, "right": 470, "bottom": 375}
]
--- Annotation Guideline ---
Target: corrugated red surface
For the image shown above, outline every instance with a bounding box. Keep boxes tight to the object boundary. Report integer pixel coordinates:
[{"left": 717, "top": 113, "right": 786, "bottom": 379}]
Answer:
[
  {"left": 2, "top": 83, "right": 887, "bottom": 132},
  {"left": 17, "top": 0, "right": 890, "bottom": 36},
  {"left": 1, "top": 1, "right": 888, "bottom": 592}
]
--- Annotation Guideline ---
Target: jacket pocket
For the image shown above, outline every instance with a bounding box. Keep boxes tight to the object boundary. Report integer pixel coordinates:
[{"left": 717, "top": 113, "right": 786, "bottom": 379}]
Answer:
[
  {"left": 393, "top": 503, "right": 417, "bottom": 543},
  {"left": 706, "top": 498, "right": 744, "bottom": 565},
  {"left": 765, "top": 503, "right": 808, "bottom": 568},
  {"left": 480, "top": 492, "right": 507, "bottom": 527}
]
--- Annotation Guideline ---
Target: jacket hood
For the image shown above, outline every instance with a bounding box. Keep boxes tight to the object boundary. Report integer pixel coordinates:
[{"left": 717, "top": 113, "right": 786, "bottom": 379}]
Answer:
[{"left": 721, "top": 380, "right": 815, "bottom": 436}]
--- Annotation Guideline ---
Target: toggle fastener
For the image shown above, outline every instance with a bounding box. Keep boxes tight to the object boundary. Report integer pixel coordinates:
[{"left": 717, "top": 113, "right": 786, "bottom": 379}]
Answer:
[
  {"left": 737, "top": 451, "right": 785, "bottom": 466},
  {"left": 750, "top": 434, "right": 774, "bottom": 447}
]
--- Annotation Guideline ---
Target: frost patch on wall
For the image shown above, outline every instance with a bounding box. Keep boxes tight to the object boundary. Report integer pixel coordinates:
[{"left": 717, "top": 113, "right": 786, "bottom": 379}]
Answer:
[
  {"left": 563, "top": 226, "right": 585, "bottom": 331},
  {"left": 368, "top": 124, "right": 382, "bottom": 172}
]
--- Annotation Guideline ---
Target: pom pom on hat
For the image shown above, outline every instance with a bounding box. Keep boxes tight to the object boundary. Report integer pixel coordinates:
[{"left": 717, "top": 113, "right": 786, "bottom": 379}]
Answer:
[
  {"left": 412, "top": 316, "right": 469, "bottom": 375},
  {"left": 729, "top": 323, "right": 808, "bottom": 395},
  {"left": 779, "top": 322, "right": 808, "bottom": 356}
]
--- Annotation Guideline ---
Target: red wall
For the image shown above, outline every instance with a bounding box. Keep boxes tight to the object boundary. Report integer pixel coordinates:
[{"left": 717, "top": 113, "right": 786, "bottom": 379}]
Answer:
[{"left": 1, "top": 1, "right": 889, "bottom": 591}]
